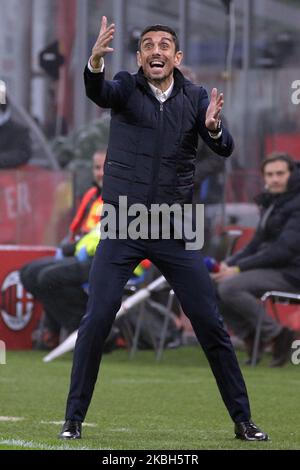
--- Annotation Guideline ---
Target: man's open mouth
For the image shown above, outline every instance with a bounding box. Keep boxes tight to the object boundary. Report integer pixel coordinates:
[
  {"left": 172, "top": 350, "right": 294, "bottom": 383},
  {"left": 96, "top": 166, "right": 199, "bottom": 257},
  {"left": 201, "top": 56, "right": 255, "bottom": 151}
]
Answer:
[{"left": 149, "top": 61, "right": 165, "bottom": 69}]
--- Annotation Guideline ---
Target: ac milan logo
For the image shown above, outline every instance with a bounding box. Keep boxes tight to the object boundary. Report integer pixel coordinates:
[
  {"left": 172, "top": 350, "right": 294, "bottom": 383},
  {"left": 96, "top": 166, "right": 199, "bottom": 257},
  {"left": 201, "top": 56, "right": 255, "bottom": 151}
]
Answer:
[{"left": 1, "top": 271, "right": 33, "bottom": 331}]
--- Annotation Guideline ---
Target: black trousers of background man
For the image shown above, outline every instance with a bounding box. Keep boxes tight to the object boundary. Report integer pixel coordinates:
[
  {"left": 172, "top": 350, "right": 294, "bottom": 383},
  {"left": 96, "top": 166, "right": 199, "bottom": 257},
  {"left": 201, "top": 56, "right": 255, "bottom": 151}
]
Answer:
[
  {"left": 65, "top": 236, "right": 251, "bottom": 424},
  {"left": 21, "top": 257, "right": 91, "bottom": 334}
]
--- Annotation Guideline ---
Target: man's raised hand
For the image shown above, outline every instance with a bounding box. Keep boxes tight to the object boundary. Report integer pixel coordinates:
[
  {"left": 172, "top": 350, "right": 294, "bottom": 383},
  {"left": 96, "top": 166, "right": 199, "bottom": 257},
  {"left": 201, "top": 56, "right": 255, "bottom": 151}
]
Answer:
[
  {"left": 91, "top": 16, "right": 115, "bottom": 68},
  {"left": 205, "top": 88, "right": 224, "bottom": 132}
]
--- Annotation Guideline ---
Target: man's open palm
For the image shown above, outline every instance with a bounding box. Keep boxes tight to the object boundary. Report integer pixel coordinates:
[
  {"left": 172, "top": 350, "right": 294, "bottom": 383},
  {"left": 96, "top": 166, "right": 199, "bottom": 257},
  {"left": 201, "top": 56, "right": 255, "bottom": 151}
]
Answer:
[
  {"left": 205, "top": 88, "right": 224, "bottom": 131},
  {"left": 91, "top": 16, "right": 115, "bottom": 68}
]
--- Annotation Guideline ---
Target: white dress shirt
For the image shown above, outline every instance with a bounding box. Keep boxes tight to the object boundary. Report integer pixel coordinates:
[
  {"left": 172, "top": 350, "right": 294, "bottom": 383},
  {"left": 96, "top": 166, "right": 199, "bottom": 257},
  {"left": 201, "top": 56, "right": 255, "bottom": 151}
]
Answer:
[{"left": 148, "top": 80, "right": 174, "bottom": 103}]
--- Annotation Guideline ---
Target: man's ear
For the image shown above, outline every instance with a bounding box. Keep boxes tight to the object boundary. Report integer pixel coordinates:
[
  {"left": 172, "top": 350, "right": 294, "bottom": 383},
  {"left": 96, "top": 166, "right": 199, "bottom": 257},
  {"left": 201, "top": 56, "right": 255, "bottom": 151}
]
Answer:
[
  {"left": 174, "top": 51, "right": 183, "bottom": 67},
  {"left": 137, "top": 51, "right": 142, "bottom": 67}
]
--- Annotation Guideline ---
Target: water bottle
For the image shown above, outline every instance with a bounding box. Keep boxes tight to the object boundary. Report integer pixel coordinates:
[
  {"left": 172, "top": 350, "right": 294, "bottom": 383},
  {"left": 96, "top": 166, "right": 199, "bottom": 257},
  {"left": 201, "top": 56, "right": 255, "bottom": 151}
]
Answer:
[{"left": 204, "top": 256, "right": 220, "bottom": 273}]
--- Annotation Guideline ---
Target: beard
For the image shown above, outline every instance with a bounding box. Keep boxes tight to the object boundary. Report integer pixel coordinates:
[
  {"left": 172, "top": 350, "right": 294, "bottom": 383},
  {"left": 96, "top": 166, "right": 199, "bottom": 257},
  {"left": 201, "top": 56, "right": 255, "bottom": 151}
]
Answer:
[{"left": 146, "top": 69, "right": 173, "bottom": 87}]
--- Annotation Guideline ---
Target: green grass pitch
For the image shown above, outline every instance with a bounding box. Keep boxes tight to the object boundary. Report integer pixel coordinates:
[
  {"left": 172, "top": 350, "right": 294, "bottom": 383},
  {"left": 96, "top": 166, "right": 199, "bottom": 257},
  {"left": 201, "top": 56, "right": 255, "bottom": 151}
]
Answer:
[{"left": 0, "top": 347, "right": 299, "bottom": 450}]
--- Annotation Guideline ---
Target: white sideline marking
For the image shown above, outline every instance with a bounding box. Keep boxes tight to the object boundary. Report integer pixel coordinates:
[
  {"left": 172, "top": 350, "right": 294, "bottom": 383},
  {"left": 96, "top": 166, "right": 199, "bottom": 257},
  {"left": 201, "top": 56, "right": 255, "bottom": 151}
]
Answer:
[
  {"left": 0, "top": 439, "right": 97, "bottom": 450},
  {"left": 40, "top": 420, "right": 97, "bottom": 427},
  {"left": 108, "top": 428, "right": 132, "bottom": 432},
  {"left": 0, "top": 417, "right": 24, "bottom": 422}
]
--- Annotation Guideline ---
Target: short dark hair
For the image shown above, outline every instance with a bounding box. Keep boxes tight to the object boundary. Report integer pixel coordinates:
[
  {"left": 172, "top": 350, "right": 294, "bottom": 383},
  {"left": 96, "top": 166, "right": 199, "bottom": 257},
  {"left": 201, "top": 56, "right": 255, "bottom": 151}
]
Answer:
[
  {"left": 261, "top": 152, "right": 295, "bottom": 173},
  {"left": 138, "top": 25, "right": 180, "bottom": 52}
]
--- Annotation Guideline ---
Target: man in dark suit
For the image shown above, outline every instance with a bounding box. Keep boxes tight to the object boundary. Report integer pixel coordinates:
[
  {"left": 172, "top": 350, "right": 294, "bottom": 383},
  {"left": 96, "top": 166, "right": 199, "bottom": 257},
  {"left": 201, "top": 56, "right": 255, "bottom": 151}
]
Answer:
[{"left": 60, "top": 16, "right": 268, "bottom": 442}]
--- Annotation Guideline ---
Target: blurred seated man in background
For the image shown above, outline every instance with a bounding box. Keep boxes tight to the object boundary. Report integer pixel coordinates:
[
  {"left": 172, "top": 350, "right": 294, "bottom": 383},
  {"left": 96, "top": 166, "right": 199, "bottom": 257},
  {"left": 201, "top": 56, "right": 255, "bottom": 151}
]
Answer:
[
  {"left": 24, "top": 227, "right": 98, "bottom": 341},
  {"left": 214, "top": 152, "right": 299, "bottom": 366},
  {"left": 20, "top": 150, "right": 106, "bottom": 348},
  {"left": 22, "top": 223, "right": 149, "bottom": 349},
  {"left": 0, "top": 94, "right": 31, "bottom": 169}
]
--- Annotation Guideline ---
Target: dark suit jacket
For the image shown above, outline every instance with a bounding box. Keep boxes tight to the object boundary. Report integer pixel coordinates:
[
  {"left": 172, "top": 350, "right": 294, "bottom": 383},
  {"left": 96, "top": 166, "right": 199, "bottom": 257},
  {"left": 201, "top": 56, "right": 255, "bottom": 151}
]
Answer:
[{"left": 0, "top": 119, "right": 31, "bottom": 169}]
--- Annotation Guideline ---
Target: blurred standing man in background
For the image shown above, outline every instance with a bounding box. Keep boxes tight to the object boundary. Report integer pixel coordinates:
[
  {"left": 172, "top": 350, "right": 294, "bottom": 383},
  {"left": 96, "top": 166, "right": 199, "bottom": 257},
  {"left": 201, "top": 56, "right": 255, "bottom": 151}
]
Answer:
[
  {"left": 68, "top": 150, "right": 106, "bottom": 241},
  {"left": 60, "top": 16, "right": 268, "bottom": 442}
]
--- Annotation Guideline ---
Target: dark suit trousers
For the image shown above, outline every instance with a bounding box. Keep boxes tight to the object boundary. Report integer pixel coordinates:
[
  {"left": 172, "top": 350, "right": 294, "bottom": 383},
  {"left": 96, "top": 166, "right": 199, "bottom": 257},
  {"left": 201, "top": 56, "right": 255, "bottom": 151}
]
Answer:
[{"left": 65, "top": 237, "right": 251, "bottom": 423}]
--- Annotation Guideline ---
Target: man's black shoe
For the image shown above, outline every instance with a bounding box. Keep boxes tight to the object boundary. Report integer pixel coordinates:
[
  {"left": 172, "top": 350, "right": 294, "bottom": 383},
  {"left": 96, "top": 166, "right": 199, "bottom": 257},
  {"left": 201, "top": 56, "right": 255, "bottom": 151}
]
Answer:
[
  {"left": 269, "top": 327, "right": 296, "bottom": 367},
  {"left": 235, "top": 421, "right": 268, "bottom": 441},
  {"left": 59, "top": 420, "right": 82, "bottom": 439}
]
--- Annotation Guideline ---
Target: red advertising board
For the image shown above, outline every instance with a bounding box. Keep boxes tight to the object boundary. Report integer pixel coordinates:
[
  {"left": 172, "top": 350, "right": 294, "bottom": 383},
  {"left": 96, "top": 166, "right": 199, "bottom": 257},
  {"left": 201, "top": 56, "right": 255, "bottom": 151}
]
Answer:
[
  {"left": 0, "top": 245, "right": 56, "bottom": 349},
  {"left": 0, "top": 167, "right": 73, "bottom": 246},
  {"left": 265, "top": 134, "right": 300, "bottom": 161}
]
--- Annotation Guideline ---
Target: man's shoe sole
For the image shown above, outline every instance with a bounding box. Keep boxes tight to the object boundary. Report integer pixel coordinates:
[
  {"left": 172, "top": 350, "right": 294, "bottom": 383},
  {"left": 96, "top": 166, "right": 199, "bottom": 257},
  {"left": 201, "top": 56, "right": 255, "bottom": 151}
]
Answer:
[
  {"left": 235, "top": 434, "right": 269, "bottom": 441},
  {"left": 59, "top": 432, "right": 81, "bottom": 439}
]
